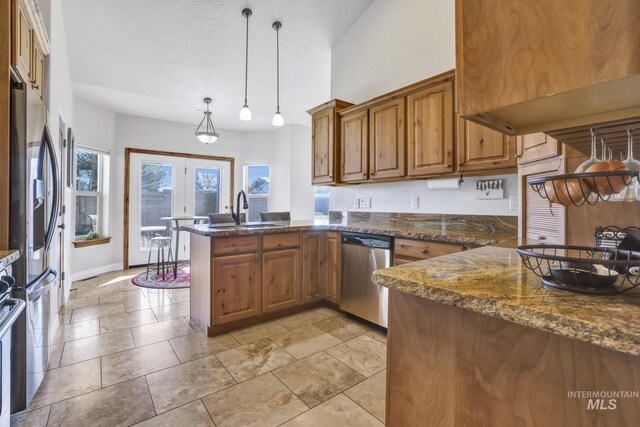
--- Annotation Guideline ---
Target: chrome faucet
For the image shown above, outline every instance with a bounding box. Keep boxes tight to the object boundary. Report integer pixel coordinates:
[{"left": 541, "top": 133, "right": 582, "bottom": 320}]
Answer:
[{"left": 230, "top": 191, "right": 249, "bottom": 225}]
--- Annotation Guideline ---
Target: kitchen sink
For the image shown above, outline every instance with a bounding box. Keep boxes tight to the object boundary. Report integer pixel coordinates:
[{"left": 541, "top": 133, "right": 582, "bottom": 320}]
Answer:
[{"left": 208, "top": 223, "right": 280, "bottom": 229}]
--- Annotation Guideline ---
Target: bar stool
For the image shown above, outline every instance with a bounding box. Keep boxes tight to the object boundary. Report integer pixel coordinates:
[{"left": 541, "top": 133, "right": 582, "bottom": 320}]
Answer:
[{"left": 146, "top": 236, "right": 174, "bottom": 280}]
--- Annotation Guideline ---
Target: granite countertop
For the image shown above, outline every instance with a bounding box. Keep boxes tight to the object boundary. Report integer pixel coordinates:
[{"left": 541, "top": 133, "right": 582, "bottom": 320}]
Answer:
[
  {"left": 183, "top": 220, "right": 515, "bottom": 247},
  {"left": 0, "top": 250, "right": 20, "bottom": 269},
  {"left": 372, "top": 245, "right": 640, "bottom": 356}
]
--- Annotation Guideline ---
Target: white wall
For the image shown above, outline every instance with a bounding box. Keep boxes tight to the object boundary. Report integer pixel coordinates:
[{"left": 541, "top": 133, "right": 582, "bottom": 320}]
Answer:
[
  {"left": 67, "top": 107, "right": 313, "bottom": 276},
  {"left": 70, "top": 100, "right": 117, "bottom": 276},
  {"left": 40, "top": 0, "right": 75, "bottom": 300},
  {"left": 330, "top": 175, "right": 518, "bottom": 216},
  {"left": 331, "top": 0, "right": 455, "bottom": 103},
  {"left": 329, "top": 0, "right": 517, "bottom": 216}
]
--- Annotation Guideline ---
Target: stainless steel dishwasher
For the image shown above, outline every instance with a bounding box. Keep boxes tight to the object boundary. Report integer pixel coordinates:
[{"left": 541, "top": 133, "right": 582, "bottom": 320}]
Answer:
[{"left": 340, "top": 232, "right": 391, "bottom": 328}]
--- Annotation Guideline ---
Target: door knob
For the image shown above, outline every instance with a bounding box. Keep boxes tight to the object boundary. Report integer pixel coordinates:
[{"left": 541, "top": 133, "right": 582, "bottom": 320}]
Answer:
[{"left": 57, "top": 224, "right": 65, "bottom": 230}]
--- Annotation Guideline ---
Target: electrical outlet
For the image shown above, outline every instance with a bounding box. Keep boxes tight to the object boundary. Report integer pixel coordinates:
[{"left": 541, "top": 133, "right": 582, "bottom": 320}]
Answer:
[
  {"left": 411, "top": 196, "right": 419, "bottom": 209},
  {"left": 360, "top": 198, "right": 371, "bottom": 209},
  {"left": 510, "top": 195, "right": 518, "bottom": 211},
  {"left": 353, "top": 198, "right": 360, "bottom": 209}
]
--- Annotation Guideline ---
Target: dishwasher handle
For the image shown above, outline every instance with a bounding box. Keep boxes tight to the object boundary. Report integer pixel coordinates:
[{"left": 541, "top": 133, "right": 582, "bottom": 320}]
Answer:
[{"left": 341, "top": 232, "right": 392, "bottom": 249}]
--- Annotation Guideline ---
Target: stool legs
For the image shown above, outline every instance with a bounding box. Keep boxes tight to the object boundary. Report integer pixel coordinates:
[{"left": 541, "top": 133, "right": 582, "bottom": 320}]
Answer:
[{"left": 146, "top": 242, "right": 153, "bottom": 279}]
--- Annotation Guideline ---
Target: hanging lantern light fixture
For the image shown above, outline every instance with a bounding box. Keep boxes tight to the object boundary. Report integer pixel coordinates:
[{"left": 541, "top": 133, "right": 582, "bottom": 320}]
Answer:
[{"left": 195, "top": 97, "right": 220, "bottom": 144}]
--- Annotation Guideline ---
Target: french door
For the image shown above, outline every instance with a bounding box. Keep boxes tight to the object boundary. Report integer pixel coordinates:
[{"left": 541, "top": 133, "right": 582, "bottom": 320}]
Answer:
[{"left": 128, "top": 153, "right": 231, "bottom": 266}]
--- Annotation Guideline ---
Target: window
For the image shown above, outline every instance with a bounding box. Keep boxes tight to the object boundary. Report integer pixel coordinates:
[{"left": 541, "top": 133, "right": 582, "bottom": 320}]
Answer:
[
  {"left": 75, "top": 146, "right": 109, "bottom": 239},
  {"left": 314, "top": 186, "right": 330, "bottom": 219},
  {"left": 244, "top": 164, "right": 270, "bottom": 222}
]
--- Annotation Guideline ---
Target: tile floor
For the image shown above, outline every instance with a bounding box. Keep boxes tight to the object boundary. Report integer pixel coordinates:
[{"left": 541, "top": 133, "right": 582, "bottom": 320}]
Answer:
[{"left": 11, "top": 268, "right": 387, "bottom": 427}]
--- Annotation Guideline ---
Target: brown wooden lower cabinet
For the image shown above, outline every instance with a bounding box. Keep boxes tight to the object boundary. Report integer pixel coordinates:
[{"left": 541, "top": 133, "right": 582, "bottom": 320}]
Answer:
[
  {"left": 262, "top": 248, "right": 301, "bottom": 313},
  {"left": 212, "top": 253, "right": 261, "bottom": 325},
  {"left": 387, "top": 290, "right": 639, "bottom": 426},
  {"left": 324, "top": 232, "right": 341, "bottom": 304},
  {"left": 393, "top": 238, "right": 464, "bottom": 265},
  {"left": 302, "top": 232, "right": 327, "bottom": 304}
]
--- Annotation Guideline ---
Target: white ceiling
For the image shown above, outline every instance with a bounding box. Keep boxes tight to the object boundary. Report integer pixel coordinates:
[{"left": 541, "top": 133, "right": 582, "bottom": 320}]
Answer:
[{"left": 62, "top": 0, "right": 373, "bottom": 131}]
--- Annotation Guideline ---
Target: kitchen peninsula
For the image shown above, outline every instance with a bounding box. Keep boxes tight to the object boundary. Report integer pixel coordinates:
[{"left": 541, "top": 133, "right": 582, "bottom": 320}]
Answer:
[
  {"left": 372, "top": 246, "right": 640, "bottom": 426},
  {"left": 184, "top": 213, "right": 517, "bottom": 336}
]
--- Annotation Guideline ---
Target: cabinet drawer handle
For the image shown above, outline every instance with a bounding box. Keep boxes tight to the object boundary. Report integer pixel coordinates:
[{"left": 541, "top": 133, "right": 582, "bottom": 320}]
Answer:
[
  {"left": 32, "top": 83, "right": 39, "bottom": 90},
  {"left": 421, "top": 248, "right": 428, "bottom": 254}
]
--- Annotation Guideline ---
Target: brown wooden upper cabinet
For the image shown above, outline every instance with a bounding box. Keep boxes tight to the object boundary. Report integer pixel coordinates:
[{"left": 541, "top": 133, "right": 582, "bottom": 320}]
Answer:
[
  {"left": 369, "top": 98, "right": 406, "bottom": 180},
  {"left": 12, "top": 0, "right": 32, "bottom": 81},
  {"left": 407, "top": 81, "right": 454, "bottom": 177},
  {"left": 31, "top": 41, "right": 44, "bottom": 99},
  {"left": 339, "top": 108, "right": 369, "bottom": 183},
  {"left": 516, "top": 133, "right": 560, "bottom": 165},
  {"left": 307, "top": 100, "right": 353, "bottom": 185},
  {"left": 457, "top": 118, "right": 517, "bottom": 172},
  {"left": 456, "top": 0, "right": 640, "bottom": 134}
]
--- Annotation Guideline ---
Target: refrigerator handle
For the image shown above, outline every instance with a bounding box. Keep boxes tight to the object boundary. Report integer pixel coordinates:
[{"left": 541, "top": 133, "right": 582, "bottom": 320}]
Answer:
[
  {"left": 27, "top": 268, "right": 58, "bottom": 301},
  {"left": 42, "top": 127, "right": 60, "bottom": 251}
]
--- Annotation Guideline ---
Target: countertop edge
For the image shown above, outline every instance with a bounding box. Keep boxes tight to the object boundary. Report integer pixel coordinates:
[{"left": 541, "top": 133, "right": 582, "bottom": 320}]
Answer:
[{"left": 372, "top": 264, "right": 640, "bottom": 357}]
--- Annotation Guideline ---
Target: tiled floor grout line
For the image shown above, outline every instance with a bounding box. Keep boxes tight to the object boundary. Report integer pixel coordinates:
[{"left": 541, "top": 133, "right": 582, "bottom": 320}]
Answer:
[
  {"left": 342, "top": 392, "right": 385, "bottom": 424},
  {"left": 199, "top": 397, "right": 219, "bottom": 426},
  {"left": 142, "top": 373, "right": 159, "bottom": 418}
]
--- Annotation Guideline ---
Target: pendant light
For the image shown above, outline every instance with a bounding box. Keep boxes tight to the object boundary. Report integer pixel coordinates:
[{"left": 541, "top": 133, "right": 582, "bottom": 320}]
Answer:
[
  {"left": 195, "top": 97, "right": 220, "bottom": 144},
  {"left": 239, "top": 8, "right": 252, "bottom": 121},
  {"left": 272, "top": 21, "right": 284, "bottom": 127}
]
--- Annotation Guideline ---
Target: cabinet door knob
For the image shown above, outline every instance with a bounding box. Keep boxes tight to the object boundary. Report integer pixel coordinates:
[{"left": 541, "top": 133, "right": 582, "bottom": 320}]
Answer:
[
  {"left": 255, "top": 257, "right": 259, "bottom": 261},
  {"left": 514, "top": 154, "right": 521, "bottom": 159},
  {"left": 264, "top": 256, "right": 269, "bottom": 261},
  {"left": 421, "top": 248, "right": 428, "bottom": 254}
]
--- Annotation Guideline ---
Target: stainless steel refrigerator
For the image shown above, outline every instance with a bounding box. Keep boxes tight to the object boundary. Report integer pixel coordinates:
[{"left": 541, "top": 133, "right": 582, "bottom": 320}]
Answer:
[{"left": 9, "top": 69, "right": 60, "bottom": 413}]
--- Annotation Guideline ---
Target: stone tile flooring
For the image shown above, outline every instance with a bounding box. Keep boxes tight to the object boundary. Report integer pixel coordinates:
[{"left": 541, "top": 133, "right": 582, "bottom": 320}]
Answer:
[{"left": 11, "top": 268, "right": 387, "bottom": 426}]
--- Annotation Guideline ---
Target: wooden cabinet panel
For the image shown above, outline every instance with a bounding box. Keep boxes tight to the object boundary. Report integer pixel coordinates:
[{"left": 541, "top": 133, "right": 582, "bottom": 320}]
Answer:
[
  {"left": 311, "top": 108, "right": 334, "bottom": 184},
  {"left": 369, "top": 98, "right": 406, "bottom": 180},
  {"left": 517, "top": 133, "right": 560, "bottom": 165},
  {"left": 31, "top": 41, "right": 43, "bottom": 99},
  {"left": 340, "top": 109, "right": 369, "bottom": 183},
  {"left": 325, "top": 232, "right": 341, "bottom": 304},
  {"left": 262, "top": 233, "right": 300, "bottom": 251},
  {"left": 12, "top": 0, "right": 32, "bottom": 81},
  {"left": 407, "top": 82, "right": 454, "bottom": 177},
  {"left": 302, "top": 232, "right": 327, "bottom": 304},
  {"left": 394, "top": 238, "right": 464, "bottom": 262},
  {"left": 457, "top": 118, "right": 517, "bottom": 172},
  {"left": 262, "top": 248, "right": 301, "bottom": 313},
  {"left": 212, "top": 253, "right": 261, "bottom": 325},
  {"left": 212, "top": 236, "right": 260, "bottom": 256},
  {"left": 456, "top": 0, "right": 640, "bottom": 133}
]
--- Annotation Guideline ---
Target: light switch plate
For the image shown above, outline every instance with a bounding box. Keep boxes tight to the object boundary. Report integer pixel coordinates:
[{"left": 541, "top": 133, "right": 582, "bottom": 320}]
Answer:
[
  {"left": 353, "top": 198, "right": 360, "bottom": 209},
  {"left": 411, "top": 196, "right": 419, "bottom": 209},
  {"left": 360, "top": 198, "right": 371, "bottom": 208}
]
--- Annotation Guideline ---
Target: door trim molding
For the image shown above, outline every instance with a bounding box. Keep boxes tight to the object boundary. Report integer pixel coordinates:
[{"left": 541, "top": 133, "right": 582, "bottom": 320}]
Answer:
[{"left": 123, "top": 147, "right": 235, "bottom": 269}]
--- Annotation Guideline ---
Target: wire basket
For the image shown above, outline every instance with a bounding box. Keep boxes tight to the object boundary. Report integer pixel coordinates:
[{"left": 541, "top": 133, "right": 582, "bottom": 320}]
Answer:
[
  {"left": 594, "top": 226, "right": 640, "bottom": 249},
  {"left": 516, "top": 244, "right": 640, "bottom": 295},
  {"left": 528, "top": 171, "right": 639, "bottom": 207}
]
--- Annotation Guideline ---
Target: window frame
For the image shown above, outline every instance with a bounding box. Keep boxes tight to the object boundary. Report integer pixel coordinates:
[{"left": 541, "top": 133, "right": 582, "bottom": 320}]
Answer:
[
  {"left": 313, "top": 186, "right": 330, "bottom": 219},
  {"left": 74, "top": 145, "right": 107, "bottom": 240},
  {"left": 243, "top": 163, "right": 271, "bottom": 221}
]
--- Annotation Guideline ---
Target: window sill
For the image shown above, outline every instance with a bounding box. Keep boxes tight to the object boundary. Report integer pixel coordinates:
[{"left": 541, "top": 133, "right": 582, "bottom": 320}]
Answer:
[{"left": 73, "top": 237, "right": 111, "bottom": 248}]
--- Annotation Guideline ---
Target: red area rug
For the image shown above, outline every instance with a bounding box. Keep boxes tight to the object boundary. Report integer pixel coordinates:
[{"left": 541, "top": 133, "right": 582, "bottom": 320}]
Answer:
[{"left": 131, "top": 266, "right": 190, "bottom": 289}]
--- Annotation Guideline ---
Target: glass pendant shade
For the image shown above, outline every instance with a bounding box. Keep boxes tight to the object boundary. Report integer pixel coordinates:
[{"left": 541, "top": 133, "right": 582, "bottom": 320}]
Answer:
[
  {"left": 239, "top": 104, "right": 252, "bottom": 121},
  {"left": 195, "top": 98, "right": 220, "bottom": 144},
  {"left": 272, "top": 111, "right": 284, "bottom": 127}
]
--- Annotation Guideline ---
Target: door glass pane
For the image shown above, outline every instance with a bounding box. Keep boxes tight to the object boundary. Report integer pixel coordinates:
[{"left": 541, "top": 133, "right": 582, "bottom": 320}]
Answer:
[
  {"left": 194, "top": 167, "right": 221, "bottom": 216},
  {"left": 75, "top": 195, "right": 98, "bottom": 237},
  {"left": 140, "top": 163, "right": 173, "bottom": 250}
]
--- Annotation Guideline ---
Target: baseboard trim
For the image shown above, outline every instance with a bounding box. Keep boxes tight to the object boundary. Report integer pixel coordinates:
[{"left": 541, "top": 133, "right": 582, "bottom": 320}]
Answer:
[{"left": 71, "top": 263, "right": 124, "bottom": 282}]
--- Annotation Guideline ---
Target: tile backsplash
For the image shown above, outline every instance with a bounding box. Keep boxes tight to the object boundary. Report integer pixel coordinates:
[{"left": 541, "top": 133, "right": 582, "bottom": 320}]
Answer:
[{"left": 328, "top": 174, "right": 518, "bottom": 216}]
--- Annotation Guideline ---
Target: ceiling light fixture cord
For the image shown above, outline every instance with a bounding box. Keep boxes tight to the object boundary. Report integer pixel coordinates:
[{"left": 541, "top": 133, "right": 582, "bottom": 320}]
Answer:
[
  {"left": 244, "top": 10, "right": 249, "bottom": 106},
  {"left": 272, "top": 21, "right": 283, "bottom": 126}
]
